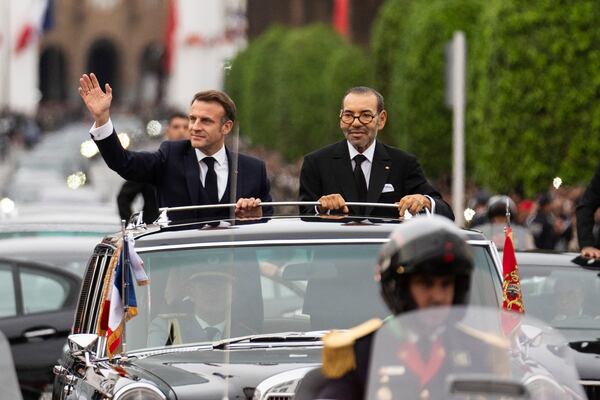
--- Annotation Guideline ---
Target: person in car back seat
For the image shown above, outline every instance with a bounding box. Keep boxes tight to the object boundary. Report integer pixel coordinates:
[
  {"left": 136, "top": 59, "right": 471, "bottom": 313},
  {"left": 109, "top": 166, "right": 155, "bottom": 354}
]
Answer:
[
  {"left": 298, "top": 86, "right": 453, "bottom": 220},
  {"left": 148, "top": 271, "right": 257, "bottom": 346}
]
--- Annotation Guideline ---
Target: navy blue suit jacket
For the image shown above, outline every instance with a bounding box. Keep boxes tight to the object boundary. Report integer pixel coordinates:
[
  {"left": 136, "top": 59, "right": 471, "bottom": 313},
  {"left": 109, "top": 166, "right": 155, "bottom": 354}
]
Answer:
[{"left": 95, "top": 131, "right": 272, "bottom": 221}]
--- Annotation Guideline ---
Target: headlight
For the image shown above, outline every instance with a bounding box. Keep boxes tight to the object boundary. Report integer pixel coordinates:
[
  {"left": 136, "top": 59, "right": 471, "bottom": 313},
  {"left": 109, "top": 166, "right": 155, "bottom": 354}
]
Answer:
[
  {"left": 523, "top": 375, "right": 566, "bottom": 400},
  {"left": 113, "top": 383, "right": 166, "bottom": 400},
  {"left": 253, "top": 367, "right": 317, "bottom": 400}
]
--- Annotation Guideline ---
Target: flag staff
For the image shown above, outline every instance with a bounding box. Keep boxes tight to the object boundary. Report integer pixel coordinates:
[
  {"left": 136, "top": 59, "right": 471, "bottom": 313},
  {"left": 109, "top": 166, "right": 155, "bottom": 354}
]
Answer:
[
  {"left": 505, "top": 198, "right": 511, "bottom": 228},
  {"left": 120, "top": 219, "right": 128, "bottom": 355}
]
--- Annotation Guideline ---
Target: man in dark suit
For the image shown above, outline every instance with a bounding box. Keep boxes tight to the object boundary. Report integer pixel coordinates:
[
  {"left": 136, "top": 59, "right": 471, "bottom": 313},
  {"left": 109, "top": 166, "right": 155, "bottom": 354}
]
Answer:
[
  {"left": 299, "top": 86, "right": 453, "bottom": 220},
  {"left": 116, "top": 112, "right": 189, "bottom": 224},
  {"left": 576, "top": 162, "right": 600, "bottom": 258},
  {"left": 78, "top": 73, "right": 271, "bottom": 221}
]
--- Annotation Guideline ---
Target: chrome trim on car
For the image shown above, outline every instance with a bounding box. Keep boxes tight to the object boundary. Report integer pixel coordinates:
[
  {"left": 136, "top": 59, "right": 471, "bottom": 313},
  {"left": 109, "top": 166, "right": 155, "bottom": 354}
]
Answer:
[
  {"left": 581, "top": 380, "right": 600, "bottom": 386},
  {"left": 138, "top": 238, "right": 493, "bottom": 253},
  {"left": 137, "top": 238, "right": 390, "bottom": 253},
  {"left": 113, "top": 382, "right": 166, "bottom": 400},
  {"left": 254, "top": 366, "right": 317, "bottom": 400}
]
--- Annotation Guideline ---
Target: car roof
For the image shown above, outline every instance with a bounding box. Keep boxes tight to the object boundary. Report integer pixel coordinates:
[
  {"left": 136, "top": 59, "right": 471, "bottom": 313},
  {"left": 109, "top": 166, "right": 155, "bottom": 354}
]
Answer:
[
  {"left": 513, "top": 250, "right": 582, "bottom": 268},
  {"left": 129, "top": 216, "right": 488, "bottom": 250},
  {"left": 0, "top": 256, "right": 82, "bottom": 282},
  {"left": 0, "top": 236, "right": 101, "bottom": 253}
]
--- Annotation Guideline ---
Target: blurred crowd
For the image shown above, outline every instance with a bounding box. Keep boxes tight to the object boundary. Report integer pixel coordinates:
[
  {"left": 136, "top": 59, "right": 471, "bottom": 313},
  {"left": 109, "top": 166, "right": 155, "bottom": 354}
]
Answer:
[{"left": 466, "top": 186, "right": 586, "bottom": 252}]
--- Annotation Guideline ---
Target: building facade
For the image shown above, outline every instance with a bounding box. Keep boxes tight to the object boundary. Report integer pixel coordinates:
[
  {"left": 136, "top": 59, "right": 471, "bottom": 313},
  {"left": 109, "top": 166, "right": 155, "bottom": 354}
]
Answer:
[{"left": 247, "top": 0, "right": 384, "bottom": 45}]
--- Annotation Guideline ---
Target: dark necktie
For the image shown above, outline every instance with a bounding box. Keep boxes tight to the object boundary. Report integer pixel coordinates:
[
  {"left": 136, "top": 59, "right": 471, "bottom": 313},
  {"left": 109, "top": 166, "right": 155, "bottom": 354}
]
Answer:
[
  {"left": 204, "top": 326, "right": 221, "bottom": 341},
  {"left": 353, "top": 154, "right": 368, "bottom": 203},
  {"left": 203, "top": 157, "right": 219, "bottom": 204}
]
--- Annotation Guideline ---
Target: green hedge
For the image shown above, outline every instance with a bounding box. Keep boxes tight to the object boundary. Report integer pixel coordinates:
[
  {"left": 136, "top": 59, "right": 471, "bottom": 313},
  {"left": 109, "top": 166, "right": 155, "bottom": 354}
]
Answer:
[
  {"left": 370, "top": 0, "right": 413, "bottom": 100},
  {"left": 469, "top": 0, "right": 600, "bottom": 195},
  {"left": 385, "top": 0, "right": 483, "bottom": 179},
  {"left": 225, "top": 26, "right": 290, "bottom": 148},
  {"left": 226, "top": 24, "right": 373, "bottom": 161}
]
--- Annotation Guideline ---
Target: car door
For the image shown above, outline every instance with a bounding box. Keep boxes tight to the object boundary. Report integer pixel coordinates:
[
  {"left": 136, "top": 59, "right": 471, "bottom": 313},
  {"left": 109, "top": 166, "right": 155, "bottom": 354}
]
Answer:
[{"left": 0, "top": 260, "right": 79, "bottom": 397}]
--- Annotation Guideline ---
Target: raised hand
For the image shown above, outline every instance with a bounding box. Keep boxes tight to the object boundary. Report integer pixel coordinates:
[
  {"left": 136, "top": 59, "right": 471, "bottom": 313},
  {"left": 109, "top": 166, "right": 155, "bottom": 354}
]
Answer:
[{"left": 78, "top": 73, "right": 112, "bottom": 126}]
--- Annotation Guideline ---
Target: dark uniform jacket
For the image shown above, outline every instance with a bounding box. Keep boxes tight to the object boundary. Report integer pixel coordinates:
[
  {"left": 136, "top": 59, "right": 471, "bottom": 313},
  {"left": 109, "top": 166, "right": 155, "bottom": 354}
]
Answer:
[
  {"left": 298, "top": 140, "right": 454, "bottom": 220},
  {"left": 318, "top": 319, "right": 500, "bottom": 400},
  {"left": 576, "top": 162, "right": 600, "bottom": 249},
  {"left": 96, "top": 131, "right": 273, "bottom": 221}
]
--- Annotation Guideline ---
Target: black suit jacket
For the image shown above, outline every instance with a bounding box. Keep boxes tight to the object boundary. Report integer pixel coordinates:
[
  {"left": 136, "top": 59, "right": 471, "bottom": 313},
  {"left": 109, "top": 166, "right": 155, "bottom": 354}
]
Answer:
[
  {"left": 576, "top": 162, "right": 600, "bottom": 248},
  {"left": 96, "top": 131, "right": 272, "bottom": 221},
  {"left": 298, "top": 140, "right": 453, "bottom": 219}
]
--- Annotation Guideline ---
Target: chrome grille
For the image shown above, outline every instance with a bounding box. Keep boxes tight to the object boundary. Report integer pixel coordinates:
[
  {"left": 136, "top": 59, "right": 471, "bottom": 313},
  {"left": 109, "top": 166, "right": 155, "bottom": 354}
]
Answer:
[
  {"left": 582, "top": 381, "right": 600, "bottom": 400},
  {"left": 73, "top": 245, "right": 114, "bottom": 333}
]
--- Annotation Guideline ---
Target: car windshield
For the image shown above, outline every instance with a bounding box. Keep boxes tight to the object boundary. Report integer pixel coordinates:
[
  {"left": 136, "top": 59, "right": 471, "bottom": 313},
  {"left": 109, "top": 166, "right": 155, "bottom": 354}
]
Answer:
[
  {"left": 124, "top": 243, "right": 499, "bottom": 352},
  {"left": 520, "top": 266, "right": 600, "bottom": 330}
]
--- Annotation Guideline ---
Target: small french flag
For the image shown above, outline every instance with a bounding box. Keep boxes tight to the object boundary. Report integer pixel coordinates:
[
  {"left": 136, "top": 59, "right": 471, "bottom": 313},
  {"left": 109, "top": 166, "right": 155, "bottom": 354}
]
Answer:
[{"left": 14, "top": 0, "right": 54, "bottom": 54}]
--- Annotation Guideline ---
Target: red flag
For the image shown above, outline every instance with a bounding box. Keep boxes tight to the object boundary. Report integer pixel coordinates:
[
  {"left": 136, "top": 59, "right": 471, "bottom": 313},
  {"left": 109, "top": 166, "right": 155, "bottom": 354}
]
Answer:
[
  {"left": 163, "top": 0, "right": 178, "bottom": 74},
  {"left": 502, "top": 227, "right": 525, "bottom": 313},
  {"left": 332, "top": 0, "right": 349, "bottom": 37}
]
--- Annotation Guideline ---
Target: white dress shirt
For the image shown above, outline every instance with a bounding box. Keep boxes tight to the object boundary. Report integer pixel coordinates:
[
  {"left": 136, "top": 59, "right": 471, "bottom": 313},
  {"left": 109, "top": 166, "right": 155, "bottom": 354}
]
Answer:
[
  {"left": 89, "top": 118, "right": 116, "bottom": 140},
  {"left": 347, "top": 140, "right": 376, "bottom": 188},
  {"left": 195, "top": 146, "right": 228, "bottom": 201}
]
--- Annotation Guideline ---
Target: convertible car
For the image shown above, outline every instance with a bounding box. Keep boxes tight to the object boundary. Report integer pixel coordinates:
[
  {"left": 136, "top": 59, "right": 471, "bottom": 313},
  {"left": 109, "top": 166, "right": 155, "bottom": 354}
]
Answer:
[{"left": 52, "top": 206, "right": 504, "bottom": 400}]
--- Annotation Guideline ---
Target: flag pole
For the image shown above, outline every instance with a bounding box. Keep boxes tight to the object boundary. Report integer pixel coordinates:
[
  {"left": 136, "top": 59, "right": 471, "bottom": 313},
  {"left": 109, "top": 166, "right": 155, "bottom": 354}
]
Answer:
[
  {"left": 505, "top": 198, "right": 511, "bottom": 228},
  {"left": 120, "top": 219, "right": 128, "bottom": 355}
]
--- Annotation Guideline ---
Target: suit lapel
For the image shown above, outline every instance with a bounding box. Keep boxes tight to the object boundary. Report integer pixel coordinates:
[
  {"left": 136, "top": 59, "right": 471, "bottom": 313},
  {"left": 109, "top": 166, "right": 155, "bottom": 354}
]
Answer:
[
  {"left": 184, "top": 145, "right": 201, "bottom": 205},
  {"left": 223, "top": 147, "right": 235, "bottom": 202},
  {"left": 332, "top": 141, "right": 358, "bottom": 201},
  {"left": 367, "top": 142, "right": 392, "bottom": 213}
]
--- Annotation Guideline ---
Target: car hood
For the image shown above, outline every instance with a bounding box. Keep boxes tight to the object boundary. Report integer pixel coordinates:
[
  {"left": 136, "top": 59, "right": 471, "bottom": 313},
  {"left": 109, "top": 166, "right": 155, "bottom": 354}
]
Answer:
[{"left": 126, "top": 346, "right": 321, "bottom": 399}]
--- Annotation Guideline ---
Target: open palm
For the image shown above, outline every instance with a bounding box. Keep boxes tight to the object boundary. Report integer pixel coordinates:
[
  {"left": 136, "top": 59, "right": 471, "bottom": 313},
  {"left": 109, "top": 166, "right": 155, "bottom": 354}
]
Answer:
[{"left": 78, "top": 73, "right": 112, "bottom": 122}]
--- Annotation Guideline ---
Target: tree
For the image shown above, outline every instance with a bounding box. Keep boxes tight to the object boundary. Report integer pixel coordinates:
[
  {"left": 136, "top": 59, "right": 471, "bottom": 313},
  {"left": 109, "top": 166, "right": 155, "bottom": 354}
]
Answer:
[{"left": 469, "top": 0, "right": 600, "bottom": 195}]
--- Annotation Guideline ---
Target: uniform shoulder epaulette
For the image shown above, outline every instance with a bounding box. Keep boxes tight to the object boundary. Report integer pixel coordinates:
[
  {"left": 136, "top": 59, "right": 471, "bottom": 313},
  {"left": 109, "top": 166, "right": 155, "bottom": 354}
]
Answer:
[{"left": 321, "top": 318, "right": 383, "bottom": 379}]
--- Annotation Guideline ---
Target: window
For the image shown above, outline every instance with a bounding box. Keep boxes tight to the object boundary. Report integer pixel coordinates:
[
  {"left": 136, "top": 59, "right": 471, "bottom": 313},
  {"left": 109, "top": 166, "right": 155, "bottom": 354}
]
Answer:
[
  {"left": 123, "top": 241, "right": 500, "bottom": 352},
  {"left": 0, "top": 264, "right": 16, "bottom": 318},
  {"left": 20, "top": 269, "right": 69, "bottom": 314}
]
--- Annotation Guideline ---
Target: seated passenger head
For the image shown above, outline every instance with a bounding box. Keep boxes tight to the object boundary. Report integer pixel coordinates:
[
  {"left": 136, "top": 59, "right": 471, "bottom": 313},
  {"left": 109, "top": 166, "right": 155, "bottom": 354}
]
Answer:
[
  {"left": 376, "top": 216, "right": 474, "bottom": 315},
  {"left": 553, "top": 275, "right": 585, "bottom": 319},
  {"left": 186, "top": 271, "right": 234, "bottom": 325}
]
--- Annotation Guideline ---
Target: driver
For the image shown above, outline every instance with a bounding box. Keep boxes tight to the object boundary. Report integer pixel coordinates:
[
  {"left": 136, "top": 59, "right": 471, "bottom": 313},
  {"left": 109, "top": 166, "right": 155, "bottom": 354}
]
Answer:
[
  {"left": 148, "top": 271, "right": 234, "bottom": 346},
  {"left": 317, "top": 216, "right": 475, "bottom": 399},
  {"left": 552, "top": 276, "right": 588, "bottom": 322}
]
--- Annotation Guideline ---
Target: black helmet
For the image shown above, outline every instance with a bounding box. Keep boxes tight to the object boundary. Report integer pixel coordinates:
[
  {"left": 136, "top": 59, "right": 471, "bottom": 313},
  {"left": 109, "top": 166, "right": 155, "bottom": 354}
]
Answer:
[
  {"left": 487, "top": 195, "right": 516, "bottom": 220},
  {"left": 376, "top": 215, "right": 474, "bottom": 315}
]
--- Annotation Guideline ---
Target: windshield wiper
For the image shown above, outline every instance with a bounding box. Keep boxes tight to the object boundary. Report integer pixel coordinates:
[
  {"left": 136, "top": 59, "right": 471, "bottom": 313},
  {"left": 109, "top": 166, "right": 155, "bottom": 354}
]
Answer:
[{"left": 212, "top": 331, "right": 326, "bottom": 349}]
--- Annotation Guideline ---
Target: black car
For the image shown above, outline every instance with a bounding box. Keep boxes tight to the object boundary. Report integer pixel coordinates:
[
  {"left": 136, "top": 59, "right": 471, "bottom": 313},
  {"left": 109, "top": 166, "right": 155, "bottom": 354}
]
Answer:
[
  {"left": 516, "top": 251, "right": 600, "bottom": 399},
  {"left": 0, "top": 257, "right": 81, "bottom": 400},
  {"left": 53, "top": 210, "right": 503, "bottom": 400}
]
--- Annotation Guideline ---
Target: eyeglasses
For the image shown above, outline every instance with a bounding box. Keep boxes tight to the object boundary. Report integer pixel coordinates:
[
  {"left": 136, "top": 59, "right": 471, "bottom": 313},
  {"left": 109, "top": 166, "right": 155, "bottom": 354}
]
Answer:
[{"left": 339, "top": 111, "right": 378, "bottom": 125}]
